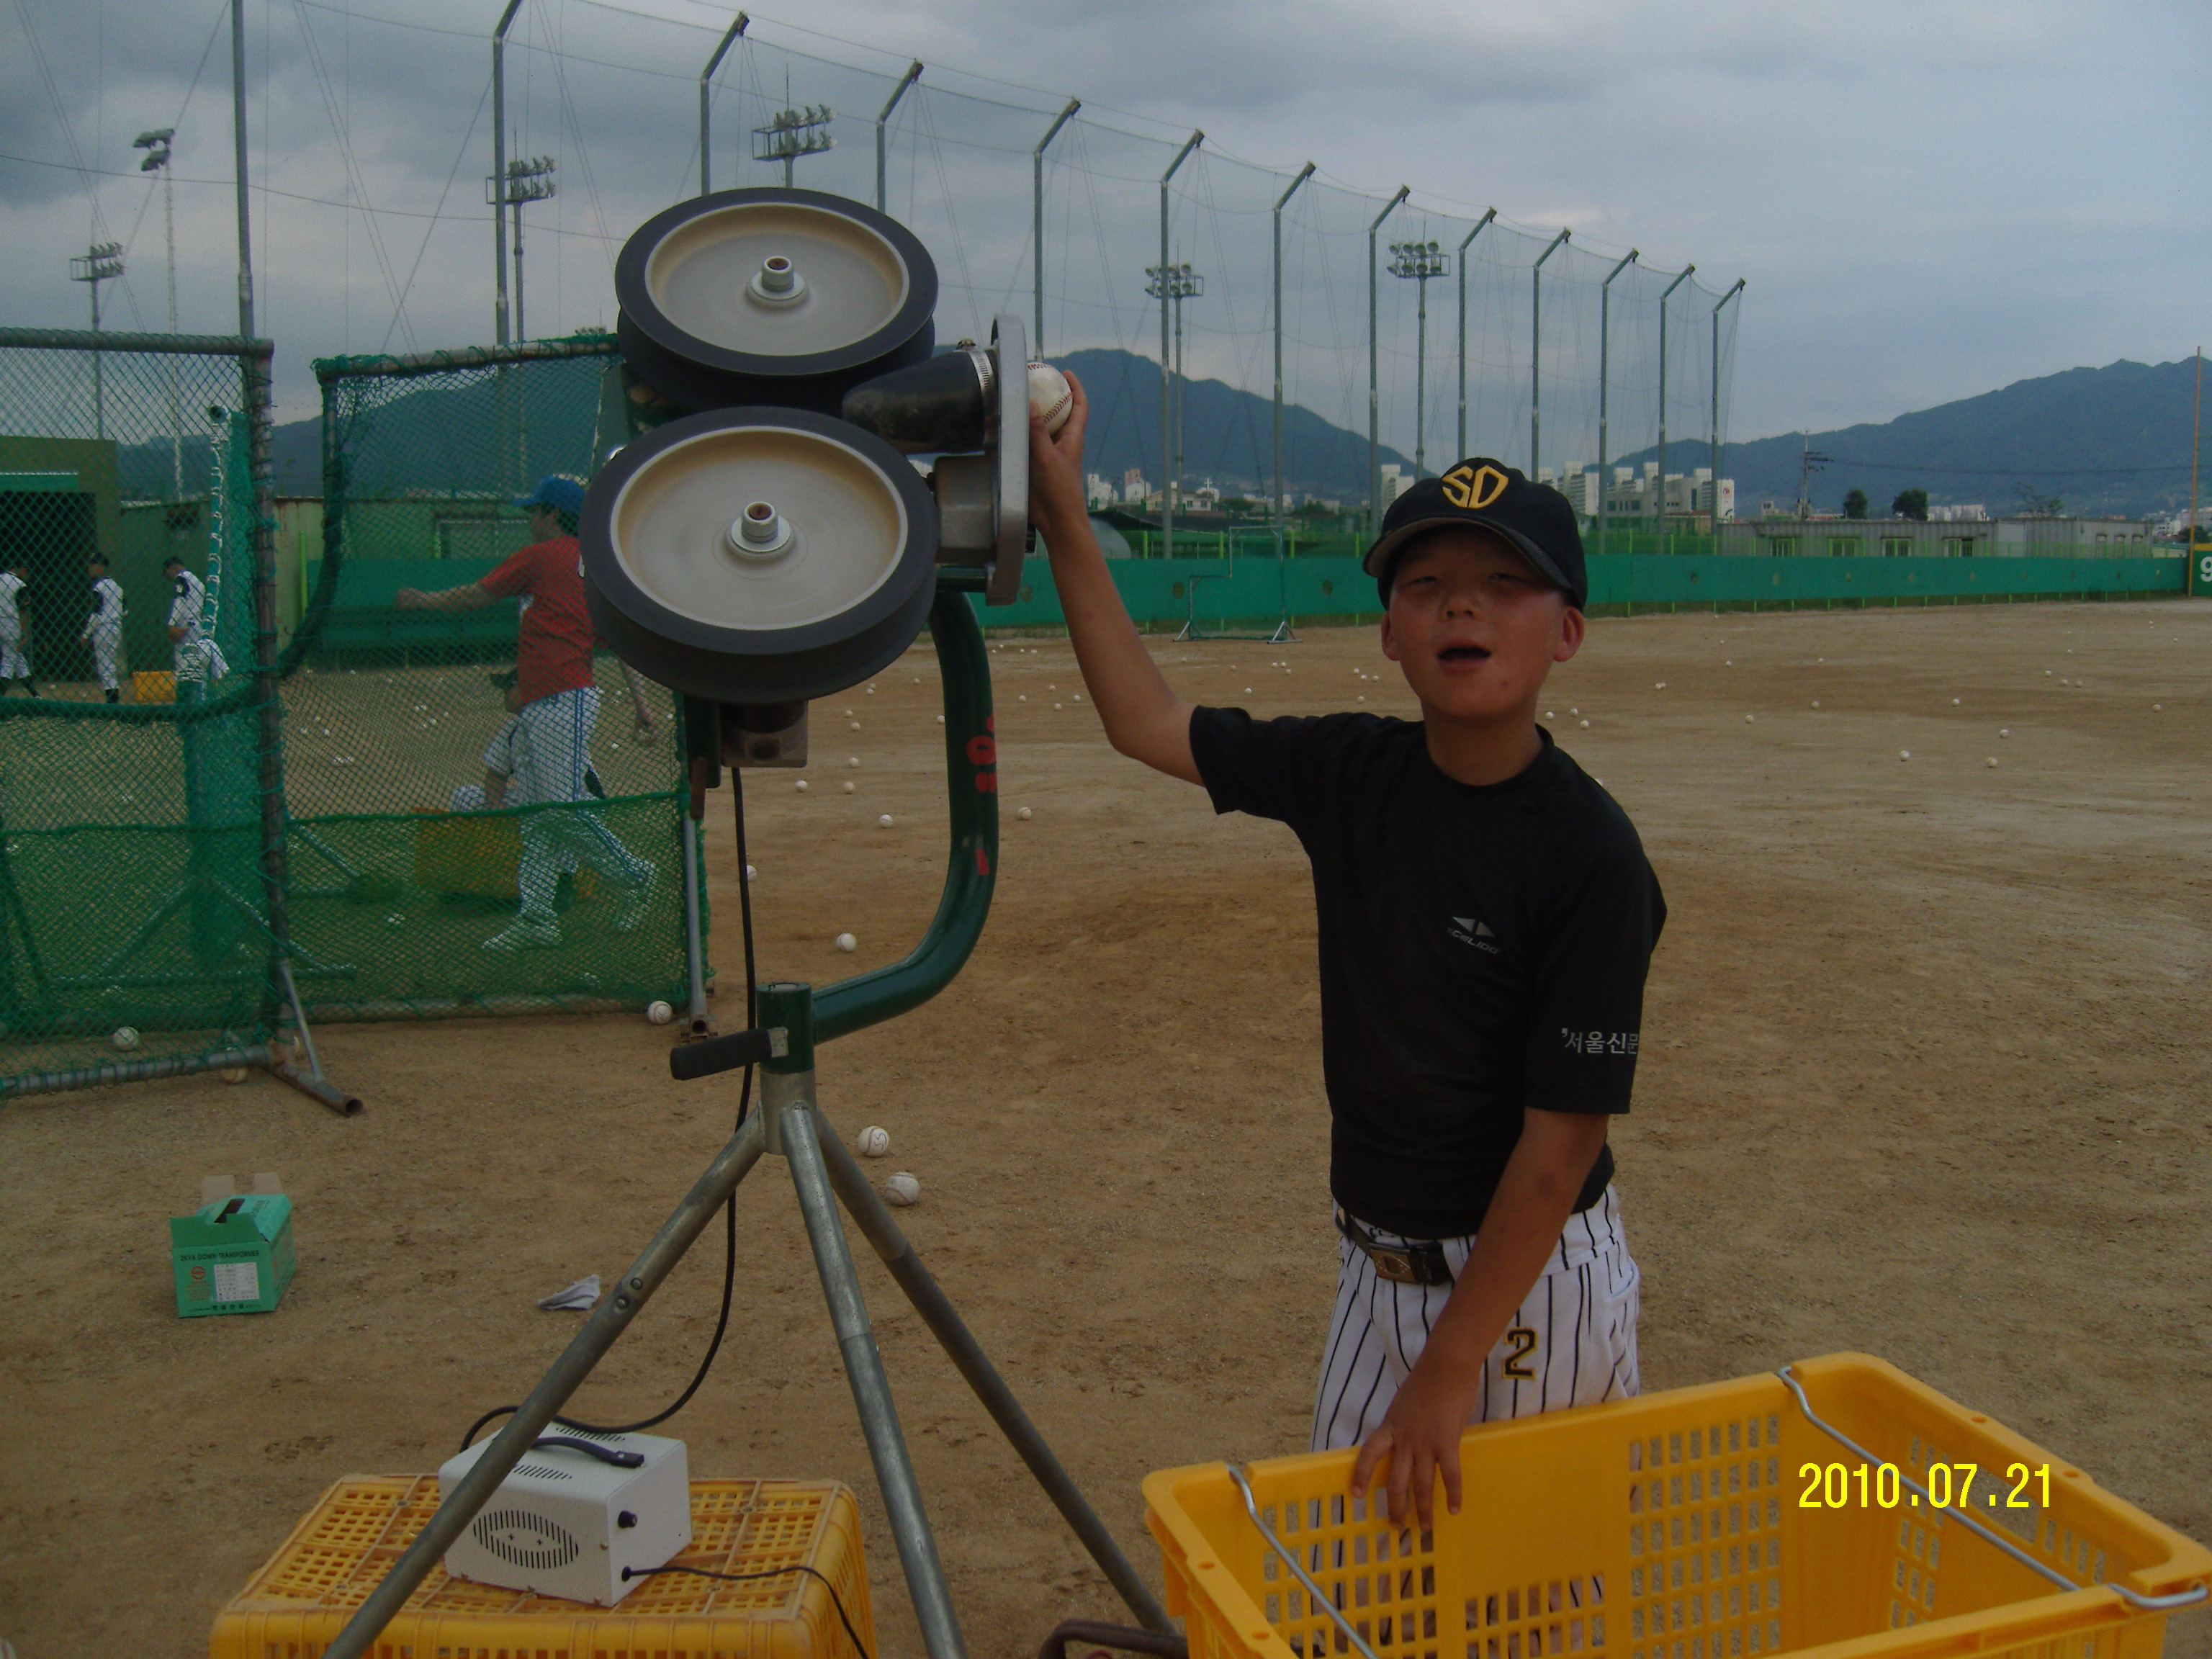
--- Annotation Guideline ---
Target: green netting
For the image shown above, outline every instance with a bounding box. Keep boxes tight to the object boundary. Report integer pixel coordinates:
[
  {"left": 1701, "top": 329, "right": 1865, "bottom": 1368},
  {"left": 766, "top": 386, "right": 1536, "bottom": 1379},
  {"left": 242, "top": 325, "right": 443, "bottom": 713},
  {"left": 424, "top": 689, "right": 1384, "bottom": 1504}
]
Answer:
[
  {"left": 0, "top": 332, "right": 702, "bottom": 1101},
  {"left": 0, "top": 336, "right": 282, "bottom": 1092},
  {"left": 296, "top": 336, "right": 698, "bottom": 1024}
]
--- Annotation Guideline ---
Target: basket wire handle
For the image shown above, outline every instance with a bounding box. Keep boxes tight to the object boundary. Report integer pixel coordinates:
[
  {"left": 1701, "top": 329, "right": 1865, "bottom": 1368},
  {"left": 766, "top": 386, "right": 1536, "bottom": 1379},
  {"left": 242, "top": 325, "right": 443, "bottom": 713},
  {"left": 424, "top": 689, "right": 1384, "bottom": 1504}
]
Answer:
[
  {"left": 1224, "top": 1464, "right": 1385, "bottom": 1659},
  {"left": 1776, "top": 1366, "right": 2207, "bottom": 1613}
]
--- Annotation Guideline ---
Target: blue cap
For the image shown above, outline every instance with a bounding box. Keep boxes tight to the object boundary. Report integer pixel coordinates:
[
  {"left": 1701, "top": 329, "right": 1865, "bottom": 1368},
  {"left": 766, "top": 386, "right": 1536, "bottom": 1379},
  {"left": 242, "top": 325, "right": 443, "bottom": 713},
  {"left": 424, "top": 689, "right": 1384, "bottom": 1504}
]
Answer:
[{"left": 513, "top": 474, "right": 588, "bottom": 518}]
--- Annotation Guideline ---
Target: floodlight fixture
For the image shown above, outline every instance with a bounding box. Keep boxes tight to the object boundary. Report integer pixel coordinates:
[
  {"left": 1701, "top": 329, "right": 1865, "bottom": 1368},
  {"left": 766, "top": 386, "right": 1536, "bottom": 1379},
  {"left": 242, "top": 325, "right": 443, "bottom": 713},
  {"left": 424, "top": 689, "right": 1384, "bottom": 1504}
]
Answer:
[
  {"left": 487, "top": 156, "right": 558, "bottom": 341},
  {"left": 68, "top": 241, "right": 126, "bottom": 440},
  {"left": 754, "top": 104, "right": 836, "bottom": 186},
  {"left": 1144, "top": 262, "right": 1203, "bottom": 518},
  {"left": 1389, "top": 240, "right": 1450, "bottom": 478}
]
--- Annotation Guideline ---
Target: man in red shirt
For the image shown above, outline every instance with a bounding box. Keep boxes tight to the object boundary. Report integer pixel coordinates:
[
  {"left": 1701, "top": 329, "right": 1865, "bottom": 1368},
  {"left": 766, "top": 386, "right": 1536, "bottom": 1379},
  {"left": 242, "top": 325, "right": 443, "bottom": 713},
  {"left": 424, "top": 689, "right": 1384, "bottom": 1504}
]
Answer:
[{"left": 398, "top": 475, "right": 662, "bottom": 950}]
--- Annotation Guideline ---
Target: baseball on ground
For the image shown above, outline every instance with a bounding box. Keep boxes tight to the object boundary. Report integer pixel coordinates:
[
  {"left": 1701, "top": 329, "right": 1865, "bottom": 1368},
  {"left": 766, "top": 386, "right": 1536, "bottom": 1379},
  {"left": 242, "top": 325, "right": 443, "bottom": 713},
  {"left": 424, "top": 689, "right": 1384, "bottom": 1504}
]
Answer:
[
  {"left": 219, "top": 1066, "right": 249, "bottom": 1084},
  {"left": 646, "top": 999, "right": 674, "bottom": 1025},
  {"left": 835, "top": 932, "right": 858, "bottom": 953},
  {"left": 111, "top": 1026, "right": 140, "bottom": 1051},
  {"left": 858, "top": 1125, "right": 891, "bottom": 1158},
  {"left": 1028, "top": 361, "right": 1074, "bottom": 434},
  {"left": 881, "top": 1172, "right": 921, "bottom": 1207}
]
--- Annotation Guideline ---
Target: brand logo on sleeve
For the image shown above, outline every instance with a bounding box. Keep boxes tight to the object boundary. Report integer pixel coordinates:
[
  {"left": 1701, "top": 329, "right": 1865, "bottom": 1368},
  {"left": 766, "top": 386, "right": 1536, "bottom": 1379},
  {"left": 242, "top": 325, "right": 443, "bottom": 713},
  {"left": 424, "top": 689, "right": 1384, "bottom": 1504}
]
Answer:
[{"left": 1447, "top": 915, "right": 1498, "bottom": 955}]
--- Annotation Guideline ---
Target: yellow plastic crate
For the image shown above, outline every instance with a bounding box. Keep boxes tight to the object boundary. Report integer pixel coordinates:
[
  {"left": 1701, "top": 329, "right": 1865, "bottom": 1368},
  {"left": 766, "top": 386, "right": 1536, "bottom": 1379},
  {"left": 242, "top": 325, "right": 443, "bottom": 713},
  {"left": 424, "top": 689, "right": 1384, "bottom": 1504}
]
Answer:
[
  {"left": 1144, "top": 1355, "right": 2210, "bottom": 1659},
  {"left": 132, "top": 669, "right": 175, "bottom": 703},
  {"left": 212, "top": 1475, "right": 873, "bottom": 1659}
]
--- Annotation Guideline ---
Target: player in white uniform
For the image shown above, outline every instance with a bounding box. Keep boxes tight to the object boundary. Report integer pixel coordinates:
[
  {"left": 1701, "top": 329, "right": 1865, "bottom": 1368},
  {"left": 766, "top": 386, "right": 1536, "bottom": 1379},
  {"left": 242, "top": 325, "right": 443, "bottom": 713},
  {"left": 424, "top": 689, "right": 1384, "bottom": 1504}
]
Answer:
[
  {"left": 0, "top": 559, "right": 35, "bottom": 696},
  {"left": 81, "top": 554, "right": 125, "bottom": 701}
]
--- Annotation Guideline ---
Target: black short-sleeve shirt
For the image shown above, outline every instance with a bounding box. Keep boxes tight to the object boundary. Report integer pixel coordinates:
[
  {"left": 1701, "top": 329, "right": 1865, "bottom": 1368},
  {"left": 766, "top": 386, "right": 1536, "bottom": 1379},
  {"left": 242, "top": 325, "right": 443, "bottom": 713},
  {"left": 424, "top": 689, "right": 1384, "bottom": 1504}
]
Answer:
[{"left": 1189, "top": 708, "right": 1665, "bottom": 1239}]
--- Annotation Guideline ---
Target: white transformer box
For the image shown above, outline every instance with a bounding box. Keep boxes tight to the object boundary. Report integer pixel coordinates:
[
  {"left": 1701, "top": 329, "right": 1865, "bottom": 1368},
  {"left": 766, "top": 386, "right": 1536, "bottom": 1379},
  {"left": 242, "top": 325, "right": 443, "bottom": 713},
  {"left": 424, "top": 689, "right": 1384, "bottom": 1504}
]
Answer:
[{"left": 436, "top": 1429, "right": 691, "bottom": 1606}]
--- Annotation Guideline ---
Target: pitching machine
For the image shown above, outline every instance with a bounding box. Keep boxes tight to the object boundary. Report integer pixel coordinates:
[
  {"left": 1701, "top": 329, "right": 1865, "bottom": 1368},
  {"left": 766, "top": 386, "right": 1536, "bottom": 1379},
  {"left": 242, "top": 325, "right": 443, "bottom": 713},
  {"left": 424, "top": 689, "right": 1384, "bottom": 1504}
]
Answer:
[{"left": 320, "top": 188, "right": 1170, "bottom": 1657}]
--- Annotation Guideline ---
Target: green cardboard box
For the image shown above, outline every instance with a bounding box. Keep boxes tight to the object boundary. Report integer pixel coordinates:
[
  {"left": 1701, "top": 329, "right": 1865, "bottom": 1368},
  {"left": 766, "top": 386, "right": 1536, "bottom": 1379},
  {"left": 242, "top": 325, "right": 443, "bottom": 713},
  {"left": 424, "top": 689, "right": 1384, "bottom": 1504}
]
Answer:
[{"left": 171, "top": 1184, "right": 296, "bottom": 1316}]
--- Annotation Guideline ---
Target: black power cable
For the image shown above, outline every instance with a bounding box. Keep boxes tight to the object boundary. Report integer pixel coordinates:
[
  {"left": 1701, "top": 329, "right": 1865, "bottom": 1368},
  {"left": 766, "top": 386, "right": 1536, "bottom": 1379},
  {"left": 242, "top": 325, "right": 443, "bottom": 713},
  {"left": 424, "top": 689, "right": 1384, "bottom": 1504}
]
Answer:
[
  {"left": 459, "top": 765, "right": 760, "bottom": 1453},
  {"left": 621, "top": 1561, "right": 874, "bottom": 1659}
]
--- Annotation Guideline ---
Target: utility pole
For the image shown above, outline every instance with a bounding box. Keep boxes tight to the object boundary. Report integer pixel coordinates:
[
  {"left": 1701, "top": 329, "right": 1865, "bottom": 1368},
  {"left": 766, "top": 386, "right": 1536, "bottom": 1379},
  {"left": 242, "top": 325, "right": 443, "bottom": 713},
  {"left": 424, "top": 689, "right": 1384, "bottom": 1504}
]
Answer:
[
  {"left": 1033, "top": 99, "right": 1079, "bottom": 357},
  {"left": 136, "top": 127, "right": 181, "bottom": 495},
  {"left": 1529, "top": 228, "right": 1570, "bottom": 480},
  {"left": 1655, "top": 265, "right": 1693, "bottom": 554},
  {"left": 1272, "top": 161, "right": 1315, "bottom": 544},
  {"left": 1796, "top": 433, "right": 1830, "bottom": 522},
  {"left": 875, "top": 62, "right": 922, "bottom": 213},
  {"left": 487, "top": 156, "right": 556, "bottom": 341},
  {"left": 490, "top": 0, "right": 524, "bottom": 345},
  {"left": 68, "top": 243, "right": 126, "bottom": 440},
  {"left": 1366, "top": 185, "right": 1408, "bottom": 536},
  {"left": 1710, "top": 279, "right": 1744, "bottom": 535},
  {"left": 1155, "top": 130, "right": 1202, "bottom": 560},
  {"left": 1146, "top": 263, "right": 1203, "bottom": 538},
  {"left": 697, "top": 12, "right": 747, "bottom": 197},
  {"left": 1388, "top": 241, "right": 1449, "bottom": 480},
  {"left": 231, "top": 0, "right": 254, "bottom": 341},
  {"left": 1454, "top": 207, "right": 1495, "bottom": 462},
  {"left": 1596, "top": 248, "right": 1638, "bottom": 554},
  {"left": 754, "top": 102, "right": 835, "bottom": 189}
]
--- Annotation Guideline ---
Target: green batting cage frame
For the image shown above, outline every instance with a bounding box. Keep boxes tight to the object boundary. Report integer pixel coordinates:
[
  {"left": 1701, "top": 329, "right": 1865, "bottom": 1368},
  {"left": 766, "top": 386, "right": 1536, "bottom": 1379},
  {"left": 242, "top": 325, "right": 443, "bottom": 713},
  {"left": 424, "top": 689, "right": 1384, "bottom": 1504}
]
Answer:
[
  {"left": 0, "top": 328, "right": 704, "bottom": 1107},
  {"left": 0, "top": 325, "right": 351, "bottom": 1107}
]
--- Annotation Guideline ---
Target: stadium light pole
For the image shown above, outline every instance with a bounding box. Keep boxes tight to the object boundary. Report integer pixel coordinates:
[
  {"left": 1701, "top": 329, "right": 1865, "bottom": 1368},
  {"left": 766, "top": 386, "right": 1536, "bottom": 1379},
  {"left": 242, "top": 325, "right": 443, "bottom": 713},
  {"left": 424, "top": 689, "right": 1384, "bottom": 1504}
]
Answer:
[
  {"left": 875, "top": 61, "right": 922, "bottom": 213},
  {"left": 230, "top": 0, "right": 254, "bottom": 341},
  {"left": 1655, "top": 264, "right": 1694, "bottom": 555},
  {"left": 1146, "top": 263, "right": 1204, "bottom": 543},
  {"left": 137, "top": 127, "right": 182, "bottom": 495},
  {"left": 1596, "top": 248, "right": 1638, "bottom": 554},
  {"left": 490, "top": 156, "right": 557, "bottom": 341},
  {"left": 1033, "top": 98, "right": 1080, "bottom": 357},
  {"left": 1529, "top": 228, "right": 1570, "bottom": 480},
  {"left": 1156, "top": 130, "right": 1202, "bottom": 559},
  {"left": 1366, "top": 184, "right": 1408, "bottom": 537},
  {"left": 1711, "top": 279, "right": 1745, "bottom": 534},
  {"left": 1455, "top": 207, "right": 1495, "bottom": 462},
  {"left": 1388, "top": 241, "right": 1450, "bottom": 480},
  {"left": 68, "top": 243, "right": 126, "bottom": 440},
  {"left": 1272, "top": 161, "right": 1314, "bottom": 544},
  {"left": 490, "top": 0, "right": 524, "bottom": 346},
  {"left": 697, "top": 12, "right": 748, "bottom": 197}
]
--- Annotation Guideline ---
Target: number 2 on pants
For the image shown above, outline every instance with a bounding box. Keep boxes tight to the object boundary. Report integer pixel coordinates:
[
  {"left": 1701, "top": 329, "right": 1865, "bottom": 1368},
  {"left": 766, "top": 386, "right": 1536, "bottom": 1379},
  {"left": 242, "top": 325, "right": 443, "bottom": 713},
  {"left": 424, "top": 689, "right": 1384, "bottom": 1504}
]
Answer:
[{"left": 1501, "top": 1326, "right": 1539, "bottom": 1379}]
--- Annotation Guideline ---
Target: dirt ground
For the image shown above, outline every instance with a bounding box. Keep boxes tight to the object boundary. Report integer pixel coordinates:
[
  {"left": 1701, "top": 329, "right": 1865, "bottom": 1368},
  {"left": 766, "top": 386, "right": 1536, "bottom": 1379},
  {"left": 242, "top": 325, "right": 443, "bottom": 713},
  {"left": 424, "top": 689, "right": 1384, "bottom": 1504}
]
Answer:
[{"left": 3, "top": 598, "right": 2208, "bottom": 1657}]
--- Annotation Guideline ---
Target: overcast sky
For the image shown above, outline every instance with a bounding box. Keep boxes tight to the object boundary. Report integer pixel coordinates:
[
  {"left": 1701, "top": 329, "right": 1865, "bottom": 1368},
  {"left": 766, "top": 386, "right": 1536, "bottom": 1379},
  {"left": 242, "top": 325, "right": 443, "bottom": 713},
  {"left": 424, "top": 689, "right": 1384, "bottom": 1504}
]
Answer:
[{"left": 6, "top": 0, "right": 2210, "bottom": 444}]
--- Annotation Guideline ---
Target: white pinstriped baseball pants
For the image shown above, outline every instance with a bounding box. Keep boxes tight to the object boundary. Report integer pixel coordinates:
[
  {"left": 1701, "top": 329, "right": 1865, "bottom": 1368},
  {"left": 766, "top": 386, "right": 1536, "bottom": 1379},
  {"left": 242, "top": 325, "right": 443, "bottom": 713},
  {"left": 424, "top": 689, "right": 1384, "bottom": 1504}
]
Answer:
[
  {"left": 1310, "top": 1184, "right": 1641, "bottom": 1452},
  {"left": 511, "top": 688, "right": 652, "bottom": 920}
]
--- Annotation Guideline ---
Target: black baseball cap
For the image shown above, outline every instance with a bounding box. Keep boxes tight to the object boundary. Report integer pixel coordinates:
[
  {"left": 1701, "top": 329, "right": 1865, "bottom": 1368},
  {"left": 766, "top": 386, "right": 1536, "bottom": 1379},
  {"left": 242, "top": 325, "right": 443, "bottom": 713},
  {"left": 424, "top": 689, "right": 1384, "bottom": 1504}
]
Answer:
[{"left": 1363, "top": 457, "right": 1587, "bottom": 609}]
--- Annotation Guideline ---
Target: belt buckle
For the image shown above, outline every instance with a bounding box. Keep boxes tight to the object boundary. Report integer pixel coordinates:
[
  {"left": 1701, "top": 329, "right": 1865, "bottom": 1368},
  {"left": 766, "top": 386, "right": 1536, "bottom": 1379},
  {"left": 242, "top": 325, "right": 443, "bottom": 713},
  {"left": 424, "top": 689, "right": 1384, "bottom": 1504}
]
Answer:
[{"left": 1370, "top": 1246, "right": 1418, "bottom": 1285}]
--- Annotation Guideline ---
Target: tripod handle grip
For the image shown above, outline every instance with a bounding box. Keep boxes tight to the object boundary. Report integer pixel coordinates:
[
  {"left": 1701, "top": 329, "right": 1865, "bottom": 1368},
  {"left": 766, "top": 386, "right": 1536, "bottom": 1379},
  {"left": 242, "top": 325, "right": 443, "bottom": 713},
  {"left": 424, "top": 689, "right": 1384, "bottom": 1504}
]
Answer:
[{"left": 669, "top": 1025, "right": 780, "bottom": 1082}]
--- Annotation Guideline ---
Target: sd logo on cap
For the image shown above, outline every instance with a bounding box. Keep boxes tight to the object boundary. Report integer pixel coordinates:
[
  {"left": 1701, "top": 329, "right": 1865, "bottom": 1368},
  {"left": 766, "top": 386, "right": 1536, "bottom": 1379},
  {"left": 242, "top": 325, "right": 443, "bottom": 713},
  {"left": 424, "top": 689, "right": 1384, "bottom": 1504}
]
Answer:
[{"left": 1362, "top": 455, "right": 1588, "bottom": 609}]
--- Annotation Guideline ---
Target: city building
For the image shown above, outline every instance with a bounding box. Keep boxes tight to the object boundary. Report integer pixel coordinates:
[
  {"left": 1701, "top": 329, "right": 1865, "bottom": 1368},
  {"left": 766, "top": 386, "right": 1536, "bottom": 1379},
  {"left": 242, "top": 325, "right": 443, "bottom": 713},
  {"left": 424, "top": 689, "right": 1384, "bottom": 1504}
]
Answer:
[
  {"left": 1596, "top": 464, "right": 1735, "bottom": 526},
  {"left": 1378, "top": 464, "right": 1415, "bottom": 511},
  {"left": 1717, "top": 516, "right": 2160, "bottom": 557}
]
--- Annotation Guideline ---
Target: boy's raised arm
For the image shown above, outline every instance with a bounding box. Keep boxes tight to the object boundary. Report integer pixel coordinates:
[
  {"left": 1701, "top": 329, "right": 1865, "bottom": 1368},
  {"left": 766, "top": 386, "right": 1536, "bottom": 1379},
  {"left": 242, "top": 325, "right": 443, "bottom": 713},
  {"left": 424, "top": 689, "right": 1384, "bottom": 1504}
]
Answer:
[{"left": 1027, "top": 373, "right": 1202, "bottom": 786}]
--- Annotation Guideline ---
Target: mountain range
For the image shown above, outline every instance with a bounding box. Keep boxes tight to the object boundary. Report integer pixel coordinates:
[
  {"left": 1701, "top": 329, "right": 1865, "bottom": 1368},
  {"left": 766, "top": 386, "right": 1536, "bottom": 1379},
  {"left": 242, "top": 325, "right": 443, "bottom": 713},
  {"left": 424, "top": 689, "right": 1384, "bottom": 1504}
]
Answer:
[{"left": 117, "top": 348, "right": 2199, "bottom": 525}]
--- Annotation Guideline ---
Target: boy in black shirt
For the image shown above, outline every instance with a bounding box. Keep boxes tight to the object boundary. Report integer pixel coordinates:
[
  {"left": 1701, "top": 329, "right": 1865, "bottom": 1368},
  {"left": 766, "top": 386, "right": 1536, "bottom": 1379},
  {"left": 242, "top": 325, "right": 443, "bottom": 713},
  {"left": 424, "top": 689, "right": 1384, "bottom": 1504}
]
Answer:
[{"left": 1028, "top": 376, "right": 1665, "bottom": 1529}]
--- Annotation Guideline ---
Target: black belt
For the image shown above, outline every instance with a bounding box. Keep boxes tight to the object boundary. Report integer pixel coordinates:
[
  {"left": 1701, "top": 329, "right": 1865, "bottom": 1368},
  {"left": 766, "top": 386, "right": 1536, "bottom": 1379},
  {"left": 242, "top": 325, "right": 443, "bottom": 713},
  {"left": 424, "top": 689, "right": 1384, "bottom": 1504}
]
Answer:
[{"left": 1335, "top": 1173, "right": 1610, "bottom": 1289}]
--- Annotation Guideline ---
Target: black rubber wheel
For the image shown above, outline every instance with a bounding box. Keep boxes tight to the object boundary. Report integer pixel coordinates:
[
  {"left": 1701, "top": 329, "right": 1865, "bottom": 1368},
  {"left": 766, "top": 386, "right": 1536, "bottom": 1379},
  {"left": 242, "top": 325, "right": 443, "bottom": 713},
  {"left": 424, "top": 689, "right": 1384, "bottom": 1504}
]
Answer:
[
  {"left": 614, "top": 188, "right": 938, "bottom": 415},
  {"left": 581, "top": 406, "right": 941, "bottom": 705}
]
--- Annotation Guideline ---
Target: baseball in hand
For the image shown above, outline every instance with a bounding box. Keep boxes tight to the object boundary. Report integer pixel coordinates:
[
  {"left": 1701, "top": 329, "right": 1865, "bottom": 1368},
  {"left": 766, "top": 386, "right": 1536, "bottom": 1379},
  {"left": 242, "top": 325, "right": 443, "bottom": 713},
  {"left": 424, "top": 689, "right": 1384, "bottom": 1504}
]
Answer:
[
  {"left": 645, "top": 999, "right": 674, "bottom": 1025},
  {"left": 881, "top": 1171, "right": 921, "bottom": 1207},
  {"left": 858, "top": 1125, "right": 891, "bottom": 1158},
  {"left": 1028, "top": 361, "right": 1074, "bottom": 435}
]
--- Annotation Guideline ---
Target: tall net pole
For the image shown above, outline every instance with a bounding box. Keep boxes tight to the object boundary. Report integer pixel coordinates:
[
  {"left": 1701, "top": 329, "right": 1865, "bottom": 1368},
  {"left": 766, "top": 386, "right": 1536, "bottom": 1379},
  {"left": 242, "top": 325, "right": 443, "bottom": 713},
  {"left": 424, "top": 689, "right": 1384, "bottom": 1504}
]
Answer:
[
  {"left": 1272, "top": 162, "right": 1314, "bottom": 544},
  {"left": 1655, "top": 266, "right": 1694, "bottom": 555},
  {"left": 1529, "top": 230, "right": 1569, "bottom": 480},
  {"left": 697, "top": 13, "right": 748, "bottom": 197},
  {"left": 1597, "top": 249, "right": 1638, "bottom": 555},
  {"left": 1156, "top": 131, "right": 1201, "bottom": 559},
  {"left": 1712, "top": 279, "right": 1745, "bottom": 530},
  {"left": 1033, "top": 99, "right": 1080, "bottom": 359},
  {"left": 875, "top": 62, "right": 922, "bottom": 213},
  {"left": 1366, "top": 186, "right": 1408, "bottom": 537},
  {"left": 1455, "top": 209, "right": 1495, "bottom": 462}
]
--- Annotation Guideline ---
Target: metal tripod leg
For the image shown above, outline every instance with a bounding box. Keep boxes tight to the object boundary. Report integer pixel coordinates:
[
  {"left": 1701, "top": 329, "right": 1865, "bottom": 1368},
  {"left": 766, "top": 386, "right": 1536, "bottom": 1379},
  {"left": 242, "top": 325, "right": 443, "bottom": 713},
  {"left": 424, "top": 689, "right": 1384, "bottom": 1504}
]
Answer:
[
  {"left": 780, "top": 1084, "right": 969, "bottom": 1659},
  {"left": 813, "top": 1105, "right": 1174, "bottom": 1633},
  {"left": 316, "top": 1109, "right": 770, "bottom": 1659}
]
